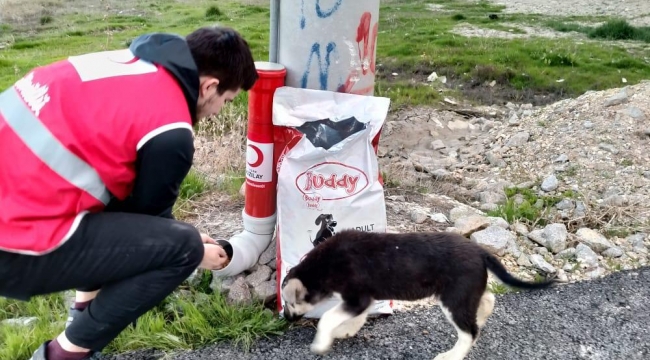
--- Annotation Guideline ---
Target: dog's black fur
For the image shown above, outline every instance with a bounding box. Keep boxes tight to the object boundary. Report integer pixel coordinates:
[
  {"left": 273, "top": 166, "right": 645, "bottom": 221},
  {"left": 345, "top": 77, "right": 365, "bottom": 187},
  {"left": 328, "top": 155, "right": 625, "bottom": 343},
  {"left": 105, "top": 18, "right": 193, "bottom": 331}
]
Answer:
[
  {"left": 282, "top": 229, "right": 557, "bottom": 358},
  {"left": 311, "top": 214, "right": 337, "bottom": 247}
]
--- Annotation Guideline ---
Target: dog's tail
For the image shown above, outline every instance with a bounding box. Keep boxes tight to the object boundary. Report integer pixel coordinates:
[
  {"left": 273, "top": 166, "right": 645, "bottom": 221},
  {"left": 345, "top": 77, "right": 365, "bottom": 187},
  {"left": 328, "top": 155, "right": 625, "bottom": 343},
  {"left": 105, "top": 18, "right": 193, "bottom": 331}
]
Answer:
[{"left": 484, "top": 253, "right": 557, "bottom": 289}]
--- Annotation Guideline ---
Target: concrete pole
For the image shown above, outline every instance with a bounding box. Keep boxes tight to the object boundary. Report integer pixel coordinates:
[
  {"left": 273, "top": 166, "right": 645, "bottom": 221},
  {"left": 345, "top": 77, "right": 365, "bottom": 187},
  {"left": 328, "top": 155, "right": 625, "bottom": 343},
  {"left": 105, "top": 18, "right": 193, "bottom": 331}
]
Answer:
[
  {"left": 277, "top": 0, "right": 380, "bottom": 96},
  {"left": 269, "top": 0, "right": 280, "bottom": 63}
]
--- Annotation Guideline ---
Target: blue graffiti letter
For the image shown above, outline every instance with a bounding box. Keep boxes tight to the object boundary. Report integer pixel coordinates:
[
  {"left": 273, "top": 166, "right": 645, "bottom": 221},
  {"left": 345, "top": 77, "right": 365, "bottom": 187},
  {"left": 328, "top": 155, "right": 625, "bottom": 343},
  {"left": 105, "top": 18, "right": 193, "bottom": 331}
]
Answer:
[
  {"left": 301, "top": 42, "right": 337, "bottom": 90},
  {"left": 300, "top": 0, "right": 343, "bottom": 29},
  {"left": 316, "top": 0, "right": 343, "bottom": 18}
]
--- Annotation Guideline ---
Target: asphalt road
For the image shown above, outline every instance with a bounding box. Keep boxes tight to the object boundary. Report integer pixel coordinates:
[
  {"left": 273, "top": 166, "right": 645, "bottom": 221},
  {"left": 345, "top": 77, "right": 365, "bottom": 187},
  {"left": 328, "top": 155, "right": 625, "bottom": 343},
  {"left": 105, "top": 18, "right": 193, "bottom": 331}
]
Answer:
[{"left": 115, "top": 267, "right": 650, "bottom": 360}]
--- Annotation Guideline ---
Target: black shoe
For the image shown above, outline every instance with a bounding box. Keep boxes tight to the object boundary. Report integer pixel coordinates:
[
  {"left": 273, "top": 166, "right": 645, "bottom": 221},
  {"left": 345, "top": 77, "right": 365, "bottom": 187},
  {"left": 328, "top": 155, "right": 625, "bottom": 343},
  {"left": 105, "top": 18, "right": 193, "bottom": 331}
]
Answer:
[
  {"left": 29, "top": 341, "right": 104, "bottom": 360},
  {"left": 28, "top": 341, "right": 49, "bottom": 360}
]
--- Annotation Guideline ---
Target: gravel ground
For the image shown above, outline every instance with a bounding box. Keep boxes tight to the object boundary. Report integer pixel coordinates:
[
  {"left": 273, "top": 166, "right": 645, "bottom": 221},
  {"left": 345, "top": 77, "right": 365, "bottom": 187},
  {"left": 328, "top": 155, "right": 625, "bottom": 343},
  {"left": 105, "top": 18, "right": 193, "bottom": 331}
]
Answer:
[
  {"left": 115, "top": 266, "right": 650, "bottom": 360},
  {"left": 487, "top": 0, "right": 650, "bottom": 26}
]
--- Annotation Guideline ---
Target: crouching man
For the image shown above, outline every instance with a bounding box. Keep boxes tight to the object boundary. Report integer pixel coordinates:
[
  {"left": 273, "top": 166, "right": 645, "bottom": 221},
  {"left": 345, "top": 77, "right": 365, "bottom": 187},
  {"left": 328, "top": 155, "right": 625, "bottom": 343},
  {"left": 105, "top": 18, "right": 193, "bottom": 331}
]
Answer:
[{"left": 0, "top": 25, "right": 257, "bottom": 360}]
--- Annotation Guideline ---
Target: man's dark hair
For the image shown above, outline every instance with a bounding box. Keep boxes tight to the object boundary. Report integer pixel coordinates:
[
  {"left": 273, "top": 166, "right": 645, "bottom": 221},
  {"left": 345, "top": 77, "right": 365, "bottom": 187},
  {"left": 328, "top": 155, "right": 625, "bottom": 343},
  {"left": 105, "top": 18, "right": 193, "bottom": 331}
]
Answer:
[{"left": 186, "top": 26, "right": 258, "bottom": 94}]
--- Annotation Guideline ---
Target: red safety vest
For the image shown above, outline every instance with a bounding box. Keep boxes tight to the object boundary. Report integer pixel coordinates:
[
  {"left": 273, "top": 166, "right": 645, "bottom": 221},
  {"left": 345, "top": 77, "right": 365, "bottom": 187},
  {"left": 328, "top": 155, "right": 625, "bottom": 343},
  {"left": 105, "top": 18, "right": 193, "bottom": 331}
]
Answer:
[{"left": 0, "top": 48, "right": 194, "bottom": 255}]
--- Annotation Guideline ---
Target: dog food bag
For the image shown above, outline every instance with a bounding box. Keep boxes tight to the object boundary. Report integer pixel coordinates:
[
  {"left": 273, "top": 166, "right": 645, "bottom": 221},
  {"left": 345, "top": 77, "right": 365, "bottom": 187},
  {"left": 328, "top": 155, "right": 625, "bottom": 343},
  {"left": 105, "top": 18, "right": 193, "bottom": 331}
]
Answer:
[{"left": 272, "top": 86, "right": 393, "bottom": 318}]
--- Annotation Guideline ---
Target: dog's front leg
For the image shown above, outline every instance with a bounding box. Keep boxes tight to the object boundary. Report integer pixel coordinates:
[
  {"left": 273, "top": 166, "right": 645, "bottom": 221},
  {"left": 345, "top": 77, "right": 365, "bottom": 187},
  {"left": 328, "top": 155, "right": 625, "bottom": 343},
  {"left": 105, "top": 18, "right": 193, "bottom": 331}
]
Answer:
[
  {"left": 310, "top": 297, "right": 372, "bottom": 355},
  {"left": 310, "top": 303, "right": 353, "bottom": 355},
  {"left": 332, "top": 300, "right": 374, "bottom": 339}
]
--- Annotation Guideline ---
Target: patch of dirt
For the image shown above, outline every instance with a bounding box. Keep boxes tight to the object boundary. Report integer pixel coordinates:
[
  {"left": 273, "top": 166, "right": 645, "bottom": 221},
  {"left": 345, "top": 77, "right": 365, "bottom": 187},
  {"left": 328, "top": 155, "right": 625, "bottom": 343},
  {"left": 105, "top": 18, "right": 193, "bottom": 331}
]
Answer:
[
  {"left": 450, "top": 22, "right": 577, "bottom": 40},
  {"left": 178, "top": 192, "right": 246, "bottom": 240},
  {"left": 483, "top": 0, "right": 650, "bottom": 27},
  {"left": 0, "top": 0, "right": 169, "bottom": 30},
  {"left": 377, "top": 62, "right": 570, "bottom": 107}
]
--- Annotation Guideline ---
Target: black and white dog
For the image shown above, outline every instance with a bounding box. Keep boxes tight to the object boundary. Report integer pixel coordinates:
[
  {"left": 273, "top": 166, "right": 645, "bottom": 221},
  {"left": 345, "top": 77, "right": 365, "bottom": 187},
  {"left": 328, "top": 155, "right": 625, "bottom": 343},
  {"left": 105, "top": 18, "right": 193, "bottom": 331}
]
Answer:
[
  {"left": 281, "top": 229, "right": 557, "bottom": 360},
  {"left": 311, "top": 214, "right": 337, "bottom": 247}
]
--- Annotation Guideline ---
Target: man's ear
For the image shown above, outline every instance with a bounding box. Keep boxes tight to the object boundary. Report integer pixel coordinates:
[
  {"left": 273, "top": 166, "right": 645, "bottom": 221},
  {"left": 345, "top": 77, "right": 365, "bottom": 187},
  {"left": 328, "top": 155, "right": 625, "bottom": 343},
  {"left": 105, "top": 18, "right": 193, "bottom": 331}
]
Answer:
[{"left": 199, "top": 76, "right": 220, "bottom": 97}]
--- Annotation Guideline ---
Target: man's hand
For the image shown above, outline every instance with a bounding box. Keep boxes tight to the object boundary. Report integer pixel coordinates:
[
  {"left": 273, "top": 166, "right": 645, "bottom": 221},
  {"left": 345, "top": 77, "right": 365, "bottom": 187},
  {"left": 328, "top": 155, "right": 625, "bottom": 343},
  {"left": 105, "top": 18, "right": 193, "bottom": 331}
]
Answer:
[
  {"left": 198, "top": 233, "right": 229, "bottom": 270},
  {"left": 199, "top": 244, "right": 229, "bottom": 270},
  {"left": 200, "top": 232, "right": 218, "bottom": 244}
]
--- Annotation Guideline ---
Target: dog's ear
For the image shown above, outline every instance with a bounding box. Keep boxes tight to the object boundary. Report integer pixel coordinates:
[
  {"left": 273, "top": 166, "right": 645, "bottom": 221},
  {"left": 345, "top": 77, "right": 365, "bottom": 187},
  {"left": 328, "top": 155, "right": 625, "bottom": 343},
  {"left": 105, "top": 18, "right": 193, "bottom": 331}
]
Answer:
[
  {"left": 283, "top": 278, "right": 307, "bottom": 303},
  {"left": 315, "top": 214, "right": 326, "bottom": 225}
]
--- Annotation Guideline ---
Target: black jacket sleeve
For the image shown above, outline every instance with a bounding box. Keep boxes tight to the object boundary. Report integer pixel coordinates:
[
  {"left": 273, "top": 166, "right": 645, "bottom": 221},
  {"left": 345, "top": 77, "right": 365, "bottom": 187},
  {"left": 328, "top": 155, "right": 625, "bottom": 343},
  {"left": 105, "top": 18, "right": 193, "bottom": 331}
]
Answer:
[{"left": 104, "top": 127, "right": 195, "bottom": 219}]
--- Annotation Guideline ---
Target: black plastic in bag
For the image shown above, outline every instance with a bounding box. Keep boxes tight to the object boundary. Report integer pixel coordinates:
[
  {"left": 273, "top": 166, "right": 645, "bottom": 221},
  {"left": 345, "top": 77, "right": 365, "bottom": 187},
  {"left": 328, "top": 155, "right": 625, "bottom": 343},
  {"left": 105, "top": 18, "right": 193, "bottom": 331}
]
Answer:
[{"left": 295, "top": 116, "right": 367, "bottom": 150}]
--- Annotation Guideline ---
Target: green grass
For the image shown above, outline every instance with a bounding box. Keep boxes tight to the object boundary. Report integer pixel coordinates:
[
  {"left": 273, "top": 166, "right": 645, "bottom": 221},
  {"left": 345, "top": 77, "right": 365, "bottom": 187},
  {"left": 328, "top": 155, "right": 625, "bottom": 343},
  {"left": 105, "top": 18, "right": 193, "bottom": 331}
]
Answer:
[
  {"left": 487, "top": 187, "right": 563, "bottom": 226},
  {"left": 373, "top": 0, "right": 650, "bottom": 106},
  {"left": 180, "top": 169, "right": 210, "bottom": 200},
  {"left": 0, "top": 279, "right": 287, "bottom": 359},
  {"left": 547, "top": 19, "right": 650, "bottom": 42},
  {"left": 216, "top": 170, "right": 245, "bottom": 197}
]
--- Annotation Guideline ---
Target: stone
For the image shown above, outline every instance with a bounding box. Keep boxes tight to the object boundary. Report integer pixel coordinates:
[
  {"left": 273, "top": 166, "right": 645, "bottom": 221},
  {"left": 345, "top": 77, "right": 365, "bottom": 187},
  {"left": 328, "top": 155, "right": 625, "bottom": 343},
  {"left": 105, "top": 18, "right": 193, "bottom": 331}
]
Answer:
[
  {"left": 602, "top": 247, "right": 624, "bottom": 258},
  {"left": 488, "top": 216, "right": 509, "bottom": 229},
  {"left": 598, "top": 143, "right": 619, "bottom": 154},
  {"left": 470, "top": 226, "right": 513, "bottom": 256},
  {"left": 486, "top": 152, "right": 507, "bottom": 168},
  {"left": 529, "top": 254, "right": 556, "bottom": 273},
  {"left": 603, "top": 87, "right": 628, "bottom": 106},
  {"left": 258, "top": 238, "right": 277, "bottom": 265},
  {"left": 1, "top": 317, "right": 38, "bottom": 327},
  {"left": 556, "top": 269, "right": 569, "bottom": 282},
  {"left": 430, "top": 213, "right": 450, "bottom": 223},
  {"left": 586, "top": 267, "right": 607, "bottom": 279},
  {"left": 576, "top": 228, "right": 614, "bottom": 253},
  {"left": 227, "top": 277, "right": 252, "bottom": 304},
  {"left": 508, "top": 112, "right": 520, "bottom": 126},
  {"left": 555, "top": 247, "right": 577, "bottom": 260},
  {"left": 517, "top": 253, "right": 532, "bottom": 267},
  {"left": 575, "top": 243, "right": 599, "bottom": 270},
  {"left": 511, "top": 223, "right": 529, "bottom": 236},
  {"left": 506, "top": 131, "right": 530, "bottom": 147},
  {"left": 480, "top": 203, "right": 499, "bottom": 212},
  {"left": 268, "top": 259, "right": 277, "bottom": 270},
  {"left": 507, "top": 238, "right": 523, "bottom": 258},
  {"left": 626, "top": 233, "right": 647, "bottom": 252},
  {"left": 479, "top": 191, "right": 506, "bottom": 204},
  {"left": 410, "top": 210, "right": 428, "bottom": 224},
  {"left": 534, "top": 247, "right": 550, "bottom": 257},
  {"left": 387, "top": 195, "right": 406, "bottom": 202},
  {"left": 245, "top": 264, "right": 272, "bottom": 287},
  {"left": 454, "top": 215, "right": 490, "bottom": 236},
  {"left": 448, "top": 206, "right": 479, "bottom": 223},
  {"left": 430, "top": 140, "right": 446, "bottom": 150},
  {"left": 625, "top": 106, "right": 645, "bottom": 120},
  {"left": 574, "top": 201, "right": 587, "bottom": 218},
  {"left": 554, "top": 154, "right": 569, "bottom": 163},
  {"left": 555, "top": 199, "right": 575, "bottom": 210},
  {"left": 210, "top": 274, "right": 242, "bottom": 294},
  {"left": 430, "top": 168, "right": 451, "bottom": 180},
  {"left": 541, "top": 174, "right": 559, "bottom": 192},
  {"left": 253, "top": 278, "right": 277, "bottom": 301},
  {"left": 563, "top": 263, "right": 575, "bottom": 272},
  {"left": 527, "top": 223, "right": 568, "bottom": 254}
]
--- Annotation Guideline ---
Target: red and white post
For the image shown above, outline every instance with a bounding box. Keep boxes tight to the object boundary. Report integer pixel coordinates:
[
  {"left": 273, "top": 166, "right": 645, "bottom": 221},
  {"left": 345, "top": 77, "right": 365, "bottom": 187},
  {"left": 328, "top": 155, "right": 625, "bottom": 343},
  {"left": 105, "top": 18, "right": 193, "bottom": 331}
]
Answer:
[{"left": 211, "top": 61, "right": 286, "bottom": 277}]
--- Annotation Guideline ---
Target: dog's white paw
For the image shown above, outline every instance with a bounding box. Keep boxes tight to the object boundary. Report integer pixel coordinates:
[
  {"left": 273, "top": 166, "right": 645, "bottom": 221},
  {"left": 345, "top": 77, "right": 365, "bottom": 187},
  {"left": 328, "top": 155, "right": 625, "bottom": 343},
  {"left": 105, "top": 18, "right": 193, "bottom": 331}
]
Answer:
[
  {"left": 332, "top": 324, "right": 354, "bottom": 339},
  {"left": 433, "top": 351, "right": 462, "bottom": 360},
  {"left": 310, "top": 340, "right": 332, "bottom": 355}
]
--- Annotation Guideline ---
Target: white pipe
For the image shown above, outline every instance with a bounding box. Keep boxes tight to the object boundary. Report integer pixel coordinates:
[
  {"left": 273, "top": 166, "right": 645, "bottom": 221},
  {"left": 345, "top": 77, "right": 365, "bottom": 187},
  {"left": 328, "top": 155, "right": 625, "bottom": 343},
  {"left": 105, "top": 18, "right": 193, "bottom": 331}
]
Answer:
[{"left": 211, "top": 210, "right": 276, "bottom": 277}]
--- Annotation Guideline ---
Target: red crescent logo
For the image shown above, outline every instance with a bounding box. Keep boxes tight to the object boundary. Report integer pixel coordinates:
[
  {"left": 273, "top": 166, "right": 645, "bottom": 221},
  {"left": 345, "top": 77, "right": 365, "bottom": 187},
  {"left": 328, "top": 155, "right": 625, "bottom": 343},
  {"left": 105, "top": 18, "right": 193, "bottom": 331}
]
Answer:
[{"left": 247, "top": 144, "right": 264, "bottom": 168}]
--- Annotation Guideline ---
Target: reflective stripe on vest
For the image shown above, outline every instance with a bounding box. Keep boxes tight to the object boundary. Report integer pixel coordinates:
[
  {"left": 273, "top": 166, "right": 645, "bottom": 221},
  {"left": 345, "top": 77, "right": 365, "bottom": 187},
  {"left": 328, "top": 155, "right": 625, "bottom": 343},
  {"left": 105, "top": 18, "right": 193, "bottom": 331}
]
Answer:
[{"left": 0, "top": 86, "right": 111, "bottom": 205}]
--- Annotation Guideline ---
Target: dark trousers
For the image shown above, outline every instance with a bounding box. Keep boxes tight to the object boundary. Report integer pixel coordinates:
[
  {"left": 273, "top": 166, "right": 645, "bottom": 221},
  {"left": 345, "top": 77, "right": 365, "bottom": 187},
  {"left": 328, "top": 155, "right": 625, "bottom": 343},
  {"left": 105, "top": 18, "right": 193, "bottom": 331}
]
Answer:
[{"left": 0, "top": 211, "right": 204, "bottom": 351}]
